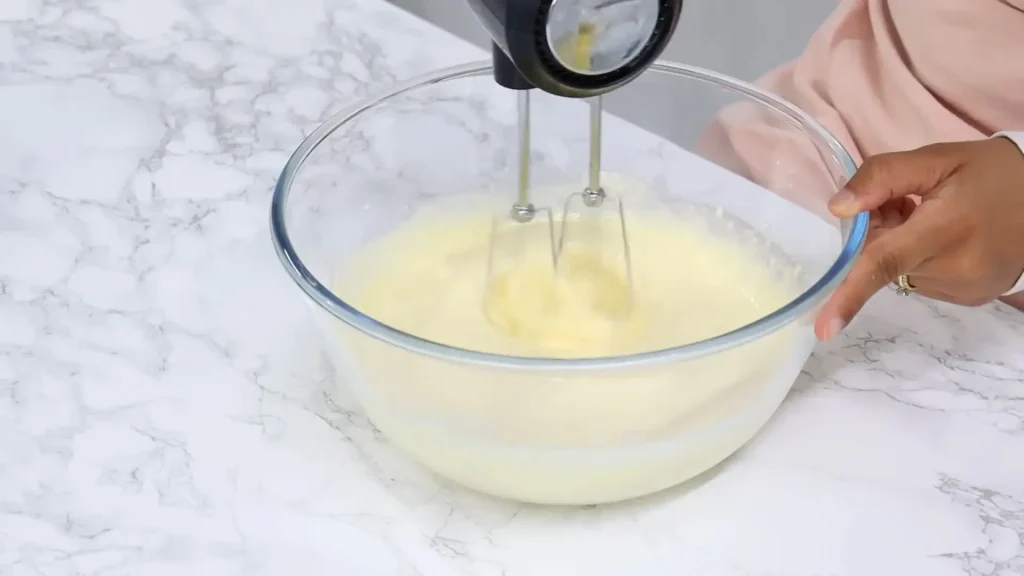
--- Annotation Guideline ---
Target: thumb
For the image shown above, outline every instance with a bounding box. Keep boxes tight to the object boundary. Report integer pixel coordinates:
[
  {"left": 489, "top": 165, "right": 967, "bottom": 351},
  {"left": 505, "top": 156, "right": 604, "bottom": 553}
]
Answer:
[{"left": 829, "top": 144, "right": 964, "bottom": 218}]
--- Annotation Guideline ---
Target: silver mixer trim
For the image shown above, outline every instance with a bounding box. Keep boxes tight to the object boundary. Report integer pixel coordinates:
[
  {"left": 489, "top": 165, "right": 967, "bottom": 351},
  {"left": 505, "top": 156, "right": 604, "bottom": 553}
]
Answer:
[{"left": 545, "top": 0, "right": 661, "bottom": 77}]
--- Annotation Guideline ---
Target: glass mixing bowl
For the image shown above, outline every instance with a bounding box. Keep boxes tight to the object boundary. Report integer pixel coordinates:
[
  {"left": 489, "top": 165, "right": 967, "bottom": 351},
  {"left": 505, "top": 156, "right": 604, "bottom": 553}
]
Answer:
[{"left": 271, "top": 61, "right": 868, "bottom": 505}]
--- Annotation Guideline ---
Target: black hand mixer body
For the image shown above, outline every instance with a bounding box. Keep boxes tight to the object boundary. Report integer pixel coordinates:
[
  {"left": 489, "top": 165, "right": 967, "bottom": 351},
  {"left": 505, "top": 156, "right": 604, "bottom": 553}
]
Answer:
[{"left": 467, "top": 0, "right": 683, "bottom": 97}]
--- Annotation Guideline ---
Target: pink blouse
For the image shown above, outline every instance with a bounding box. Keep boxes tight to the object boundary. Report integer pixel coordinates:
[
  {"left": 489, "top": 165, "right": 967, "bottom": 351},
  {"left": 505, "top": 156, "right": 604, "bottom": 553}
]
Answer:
[
  {"left": 702, "top": 0, "right": 1024, "bottom": 303},
  {"left": 755, "top": 0, "right": 1024, "bottom": 162}
]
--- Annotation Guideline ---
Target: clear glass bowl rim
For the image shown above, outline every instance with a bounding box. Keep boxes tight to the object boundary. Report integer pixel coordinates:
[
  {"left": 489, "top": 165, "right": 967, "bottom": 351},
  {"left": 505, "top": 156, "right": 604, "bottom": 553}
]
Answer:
[{"left": 270, "top": 60, "right": 869, "bottom": 372}]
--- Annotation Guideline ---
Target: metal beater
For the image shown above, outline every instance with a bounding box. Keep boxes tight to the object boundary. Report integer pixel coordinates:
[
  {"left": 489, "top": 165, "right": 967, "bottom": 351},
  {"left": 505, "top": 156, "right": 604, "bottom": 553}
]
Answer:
[
  {"left": 483, "top": 89, "right": 558, "bottom": 293},
  {"left": 551, "top": 93, "right": 635, "bottom": 314},
  {"left": 472, "top": 0, "right": 683, "bottom": 319}
]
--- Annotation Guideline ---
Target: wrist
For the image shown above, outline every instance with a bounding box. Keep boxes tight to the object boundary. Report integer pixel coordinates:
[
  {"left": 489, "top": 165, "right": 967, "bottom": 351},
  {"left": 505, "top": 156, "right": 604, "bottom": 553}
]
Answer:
[
  {"left": 1006, "top": 269, "right": 1024, "bottom": 297},
  {"left": 993, "top": 131, "right": 1024, "bottom": 160},
  {"left": 991, "top": 131, "right": 1024, "bottom": 296}
]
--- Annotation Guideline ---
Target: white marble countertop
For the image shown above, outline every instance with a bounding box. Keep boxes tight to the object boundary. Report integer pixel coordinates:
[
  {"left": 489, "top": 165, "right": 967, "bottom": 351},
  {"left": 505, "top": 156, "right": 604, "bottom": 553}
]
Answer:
[{"left": 2, "top": 0, "right": 1024, "bottom": 574}]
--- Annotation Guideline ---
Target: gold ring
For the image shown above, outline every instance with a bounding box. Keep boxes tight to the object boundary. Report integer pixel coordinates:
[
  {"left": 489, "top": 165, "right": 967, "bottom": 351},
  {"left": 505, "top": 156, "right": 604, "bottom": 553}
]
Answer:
[{"left": 895, "top": 274, "right": 916, "bottom": 296}]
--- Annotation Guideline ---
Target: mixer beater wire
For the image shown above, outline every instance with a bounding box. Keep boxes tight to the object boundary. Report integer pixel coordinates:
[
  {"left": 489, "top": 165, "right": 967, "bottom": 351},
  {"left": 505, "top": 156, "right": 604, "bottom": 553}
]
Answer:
[
  {"left": 554, "top": 95, "right": 635, "bottom": 314},
  {"left": 484, "top": 89, "right": 556, "bottom": 300},
  {"left": 485, "top": 89, "right": 635, "bottom": 324}
]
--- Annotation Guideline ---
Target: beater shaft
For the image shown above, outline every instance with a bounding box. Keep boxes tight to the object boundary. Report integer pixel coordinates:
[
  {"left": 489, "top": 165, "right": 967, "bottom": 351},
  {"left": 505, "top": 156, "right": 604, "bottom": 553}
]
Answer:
[
  {"left": 587, "top": 96, "right": 603, "bottom": 196},
  {"left": 512, "top": 90, "right": 535, "bottom": 222},
  {"left": 580, "top": 96, "right": 607, "bottom": 208}
]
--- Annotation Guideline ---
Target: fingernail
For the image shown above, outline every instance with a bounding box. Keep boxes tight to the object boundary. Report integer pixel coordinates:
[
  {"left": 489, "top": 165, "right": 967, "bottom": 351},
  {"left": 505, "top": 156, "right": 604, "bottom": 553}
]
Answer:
[
  {"left": 823, "top": 317, "right": 847, "bottom": 341},
  {"left": 828, "top": 188, "right": 857, "bottom": 215}
]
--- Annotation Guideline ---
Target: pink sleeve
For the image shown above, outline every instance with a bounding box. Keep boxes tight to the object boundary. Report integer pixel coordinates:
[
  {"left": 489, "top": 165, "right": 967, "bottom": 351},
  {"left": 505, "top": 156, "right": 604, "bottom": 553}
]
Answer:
[
  {"left": 695, "top": 62, "right": 855, "bottom": 223},
  {"left": 693, "top": 2, "right": 866, "bottom": 222}
]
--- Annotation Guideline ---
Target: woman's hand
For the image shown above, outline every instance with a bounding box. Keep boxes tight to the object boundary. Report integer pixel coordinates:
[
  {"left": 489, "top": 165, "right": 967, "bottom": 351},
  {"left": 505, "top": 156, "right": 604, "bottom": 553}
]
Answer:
[{"left": 815, "top": 137, "right": 1024, "bottom": 341}]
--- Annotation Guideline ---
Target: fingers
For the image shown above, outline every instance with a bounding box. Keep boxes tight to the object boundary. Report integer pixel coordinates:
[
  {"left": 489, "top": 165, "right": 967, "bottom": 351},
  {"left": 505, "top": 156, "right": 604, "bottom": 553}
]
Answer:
[
  {"left": 889, "top": 275, "right": 960, "bottom": 304},
  {"left": 815, "top": 209, "right": 949, "bottom": 340},
  {"left": 877, "top": 197, "right": 916, "bottom": 230},
  {"left": 829, "top": 145, "right": 962, "bottom": 218},
  {"left": 901, "top": 271, "right": 993, "bottom": 307}
]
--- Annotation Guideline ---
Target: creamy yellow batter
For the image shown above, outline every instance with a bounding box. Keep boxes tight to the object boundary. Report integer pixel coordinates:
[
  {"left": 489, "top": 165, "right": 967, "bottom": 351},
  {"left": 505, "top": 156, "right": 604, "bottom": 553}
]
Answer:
[
  {"left": 330, "top": 185, "right": 812, "bottom": 504},
  {"left": 339, "top": 201, "right": 793, "bottom": 357}
]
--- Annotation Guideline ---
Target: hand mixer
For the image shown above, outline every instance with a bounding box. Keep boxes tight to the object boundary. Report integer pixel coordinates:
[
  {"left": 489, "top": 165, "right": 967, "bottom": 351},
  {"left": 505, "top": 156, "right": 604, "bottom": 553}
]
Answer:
[{"left": 469, "top": 0, "right": 683, "bottom": 325}]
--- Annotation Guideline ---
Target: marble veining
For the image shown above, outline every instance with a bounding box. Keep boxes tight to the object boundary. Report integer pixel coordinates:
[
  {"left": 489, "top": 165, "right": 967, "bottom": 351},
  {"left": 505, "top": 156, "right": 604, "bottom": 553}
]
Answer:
[{"left": 0, "top": 0, "right": 1022, "bottom": 575}]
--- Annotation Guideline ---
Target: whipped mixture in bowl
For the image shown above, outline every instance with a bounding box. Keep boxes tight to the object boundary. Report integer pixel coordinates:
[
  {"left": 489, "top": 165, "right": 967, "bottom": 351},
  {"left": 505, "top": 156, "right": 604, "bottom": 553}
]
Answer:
[
  {"left": 342, "top": 195, "right": 797, "bottom": 358},
  {"left": 326, "top": 177, "right": 814, "bottom": 504}
]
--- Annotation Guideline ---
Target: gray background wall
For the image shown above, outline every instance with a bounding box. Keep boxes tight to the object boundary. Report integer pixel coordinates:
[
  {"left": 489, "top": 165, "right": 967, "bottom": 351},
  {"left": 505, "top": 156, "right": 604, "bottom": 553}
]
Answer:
[{"left": 385, "top": 0, "right": 840, "bottom": 144}]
